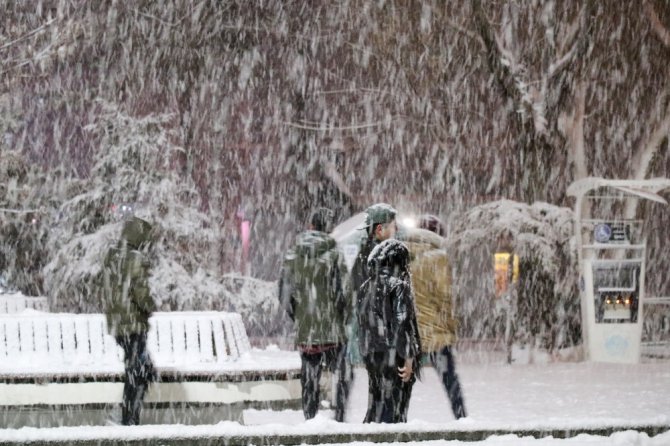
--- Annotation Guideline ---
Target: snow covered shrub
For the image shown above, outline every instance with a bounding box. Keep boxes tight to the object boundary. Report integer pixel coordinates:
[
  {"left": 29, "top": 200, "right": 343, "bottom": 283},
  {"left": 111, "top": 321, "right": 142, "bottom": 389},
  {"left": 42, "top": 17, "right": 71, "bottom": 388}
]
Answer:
[
  {"left": 516, "top": 255, "right": 581, "bottom": 352},
  {"left": 448, "top": 200, "right": 580, "bottom": 354},
  {"left": 218, "top": 274, "right": 287, "bottom": 341},
  {"left": 0, "top": 150, "right": 52, "bottom": 296}
]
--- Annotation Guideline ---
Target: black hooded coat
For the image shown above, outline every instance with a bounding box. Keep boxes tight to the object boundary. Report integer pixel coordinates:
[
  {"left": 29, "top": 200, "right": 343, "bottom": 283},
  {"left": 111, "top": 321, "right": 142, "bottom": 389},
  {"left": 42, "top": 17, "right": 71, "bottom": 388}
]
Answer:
[{"left": 357, "top": 240, "right": 421, "bottom": 363}]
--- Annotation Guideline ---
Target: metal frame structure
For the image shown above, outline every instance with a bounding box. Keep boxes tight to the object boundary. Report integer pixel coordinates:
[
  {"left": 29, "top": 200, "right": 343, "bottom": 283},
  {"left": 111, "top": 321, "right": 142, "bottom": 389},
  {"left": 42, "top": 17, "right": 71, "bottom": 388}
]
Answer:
[{"left": 567, "top": 177, "right": 670, "bottom": 363}]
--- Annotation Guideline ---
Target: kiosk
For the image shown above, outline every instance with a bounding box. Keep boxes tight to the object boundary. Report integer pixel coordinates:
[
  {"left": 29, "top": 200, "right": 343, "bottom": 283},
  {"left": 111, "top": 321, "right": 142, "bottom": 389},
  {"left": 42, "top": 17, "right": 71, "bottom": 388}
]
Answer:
[{"left": 567, "top": 178, "right": 670, "bottom": 363}]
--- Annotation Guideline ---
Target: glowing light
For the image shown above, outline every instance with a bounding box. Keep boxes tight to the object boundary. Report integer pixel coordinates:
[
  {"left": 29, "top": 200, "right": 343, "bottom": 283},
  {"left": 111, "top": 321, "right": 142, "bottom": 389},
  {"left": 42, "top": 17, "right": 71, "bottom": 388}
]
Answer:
[
  {"left": 402, "top": 217, "right": 417, "bottom": 228},
  {"left": 494, "top": 252, "right": 520, "bottom": 298}
]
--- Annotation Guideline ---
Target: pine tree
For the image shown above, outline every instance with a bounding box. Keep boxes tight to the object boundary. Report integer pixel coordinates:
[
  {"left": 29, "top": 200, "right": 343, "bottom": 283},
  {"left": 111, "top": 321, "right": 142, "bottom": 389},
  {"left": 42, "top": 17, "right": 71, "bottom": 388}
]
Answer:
[{"left": 43, "top": 101, "right": 222, "bottom": 313}]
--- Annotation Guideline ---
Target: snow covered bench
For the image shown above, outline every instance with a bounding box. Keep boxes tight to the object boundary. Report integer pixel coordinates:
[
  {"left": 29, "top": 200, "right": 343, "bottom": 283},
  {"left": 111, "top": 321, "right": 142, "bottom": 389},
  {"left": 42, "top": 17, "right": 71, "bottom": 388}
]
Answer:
[
  {"left": 0, "top": 293, "right": 48, "bottom": 313},
  {"left": 0, "top": 311, "right": 305, "bottom": 427}
]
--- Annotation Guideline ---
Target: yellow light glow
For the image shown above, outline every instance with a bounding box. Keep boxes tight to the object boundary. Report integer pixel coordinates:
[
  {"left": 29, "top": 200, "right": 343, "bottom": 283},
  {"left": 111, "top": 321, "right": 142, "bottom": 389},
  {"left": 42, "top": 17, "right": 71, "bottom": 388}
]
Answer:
[{"left": 494, "top": 252, "right": 520, "bottom": 298}]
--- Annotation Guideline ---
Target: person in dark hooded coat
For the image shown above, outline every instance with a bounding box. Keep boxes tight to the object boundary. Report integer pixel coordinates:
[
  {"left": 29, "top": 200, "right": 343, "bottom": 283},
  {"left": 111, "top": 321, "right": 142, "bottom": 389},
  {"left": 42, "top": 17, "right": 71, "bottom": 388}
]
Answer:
[
  {"left": 357, "top": 238, "right": 421, "bottom": 423},
  {"left": 278, "top": 207, "right": 352, "bottom": 422},
  {"left": 350, "top": 203, "right": 398, "bottom": 299},
  {"left": 102, "top": 215, "right": 157, "bottom": 426}
]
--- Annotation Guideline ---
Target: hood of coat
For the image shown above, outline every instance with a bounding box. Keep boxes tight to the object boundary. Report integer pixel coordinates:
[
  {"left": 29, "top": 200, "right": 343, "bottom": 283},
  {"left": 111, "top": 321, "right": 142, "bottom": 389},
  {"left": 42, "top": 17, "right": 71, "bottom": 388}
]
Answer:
[
  {"left": 121, "top": 217, "right": 154, "bottom": 250},
  {"left": 400, "top": 227, "right": 444, "bottom": 247},
  {"left": 400, "top": 227, "right": 445, "bottom": 261},
  {"left": 294, "top": 230, "right": 337, "bottom": 258},
  {"left": 367, "top": 238, "right": 410, "bottom": 272}
]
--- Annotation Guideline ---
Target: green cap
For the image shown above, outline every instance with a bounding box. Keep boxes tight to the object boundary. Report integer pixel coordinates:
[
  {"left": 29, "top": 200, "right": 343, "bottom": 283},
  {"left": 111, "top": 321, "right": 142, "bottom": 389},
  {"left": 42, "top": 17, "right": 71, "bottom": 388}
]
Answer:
[{"left": 360, "top": 203, "right": 397, "bottom": 231}]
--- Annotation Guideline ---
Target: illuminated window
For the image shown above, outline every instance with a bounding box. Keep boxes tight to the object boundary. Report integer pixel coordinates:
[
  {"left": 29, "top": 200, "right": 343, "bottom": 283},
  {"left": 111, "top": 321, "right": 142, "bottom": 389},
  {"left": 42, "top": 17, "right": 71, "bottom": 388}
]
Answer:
[{"left": 494, "top": 252, "right": 519, "bottom": 298}]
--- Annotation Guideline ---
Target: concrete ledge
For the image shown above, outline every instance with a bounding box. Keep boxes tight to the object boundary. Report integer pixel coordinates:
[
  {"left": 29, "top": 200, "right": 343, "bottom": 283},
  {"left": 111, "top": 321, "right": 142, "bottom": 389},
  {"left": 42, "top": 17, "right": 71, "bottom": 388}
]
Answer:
[{"left": 0, "top": 424, "right": 667, "bottom": 445}]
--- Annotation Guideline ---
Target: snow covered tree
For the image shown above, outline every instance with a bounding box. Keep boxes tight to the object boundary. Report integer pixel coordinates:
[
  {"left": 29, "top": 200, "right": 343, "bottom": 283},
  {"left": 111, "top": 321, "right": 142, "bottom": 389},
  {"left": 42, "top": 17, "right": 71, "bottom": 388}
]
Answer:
[
  {"left": 448, "top": 200, "right": 580, "bottom": 359},
  {"left": 0, "top": 92, "right": 54, "bottom": 295},
  {"left": 43, "top": 102, "right": 217, "bottom": 312},
  {"left": 0, "top": 149, "right": 52, "bottom": 296},
  {"left": 40, "top": 101, "right": 284, "bottom": 338},
  {"left": 2, "top": 1, "right": 669, "bottom": 296}
]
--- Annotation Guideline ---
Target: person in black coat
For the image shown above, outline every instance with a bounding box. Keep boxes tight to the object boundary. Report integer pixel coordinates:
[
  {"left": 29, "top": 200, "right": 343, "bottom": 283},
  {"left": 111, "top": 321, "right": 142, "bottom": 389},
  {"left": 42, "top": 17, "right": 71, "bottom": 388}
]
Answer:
[
  {"left": 357, "top": 238, "right": 421, "bottom": 423},
  {"left": 351, "top": 203, "right": 398, "bottom": 302}
]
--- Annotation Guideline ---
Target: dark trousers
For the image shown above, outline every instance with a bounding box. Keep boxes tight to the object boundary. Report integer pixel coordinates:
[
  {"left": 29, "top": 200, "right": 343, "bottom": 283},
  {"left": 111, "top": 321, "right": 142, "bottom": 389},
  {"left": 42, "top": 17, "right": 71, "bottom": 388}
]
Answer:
[
  {"left": 428, "top": 346, "right": 467, "bottom": 419},
  {"left": 363, "top": 352, "right": 414, "bottom": 423},
  {"left": 116, "top": 332, "right": 155, "bottom": 426},
  {"left": 300, "top": 344, "right": 351, "bottom": 422}
]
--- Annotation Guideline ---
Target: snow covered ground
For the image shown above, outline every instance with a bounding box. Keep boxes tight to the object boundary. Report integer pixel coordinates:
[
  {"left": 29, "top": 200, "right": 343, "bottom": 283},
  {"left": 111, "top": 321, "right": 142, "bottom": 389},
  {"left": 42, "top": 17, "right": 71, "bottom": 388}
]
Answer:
[
  {"left": 1, "top": 349, "right": 668, "bottom": 445},
  {"left": 246, "top": 359, "right": 670, "bottom": 429},
  {"left": 243, "top": 357, "right": 670, "bottom": 444}
]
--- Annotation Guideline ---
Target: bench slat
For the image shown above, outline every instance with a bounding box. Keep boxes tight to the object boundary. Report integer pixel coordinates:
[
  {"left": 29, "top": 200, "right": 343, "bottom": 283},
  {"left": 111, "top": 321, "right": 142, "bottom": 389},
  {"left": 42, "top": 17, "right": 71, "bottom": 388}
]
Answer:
[
  {"left": 33, "top": 318, "right": 49, "bottom": 357},
  {"left": 223, "top": 318, "right": 237, "bottom": 358},
  {"left": 232, "top": 315, "right": 251, "bottom": 355},
  {"left": 146, "top": 319, "right": 159, "bottom": 363},
  {"left": 88, "top": 318, "right": 105, "bottom": 361},
  {"left": 156, "top": 317, "right": 173, "bottom": 361},
  {"left": 61, "top": 319, "right": 76, "bottom": 361},
  {"left": 19, "top": 319, "right": 33, "bottom": 355},
  {"left": 74, "top": 318, "right": 90, "bottom": 361},
  {"left": 0, "top": 322, "right": 7, "bottom": 358},
  {"left": 171, "top": 318, "right": 187, "bottom": 361},
  {"left": 5, "top": 320, "right": 20, "bottom": 359},
  {"left": 184, "top": 317, "right": 199, "bottom": 363},
  {"left": 46, "top": 318, "right": 62, "bottom": 360},
  {"left": 197, "top": 318, "right": 214, "bottom": 362},
  {"left": 212, "top": 318, "right": 228, "bottom": 362}
]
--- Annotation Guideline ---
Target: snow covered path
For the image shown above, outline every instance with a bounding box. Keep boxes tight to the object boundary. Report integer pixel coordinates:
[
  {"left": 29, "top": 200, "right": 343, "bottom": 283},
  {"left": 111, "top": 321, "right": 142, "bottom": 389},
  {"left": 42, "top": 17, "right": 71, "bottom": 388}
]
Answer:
[{"left": 247, "top": 360, "right": 670, "bottom": 428}]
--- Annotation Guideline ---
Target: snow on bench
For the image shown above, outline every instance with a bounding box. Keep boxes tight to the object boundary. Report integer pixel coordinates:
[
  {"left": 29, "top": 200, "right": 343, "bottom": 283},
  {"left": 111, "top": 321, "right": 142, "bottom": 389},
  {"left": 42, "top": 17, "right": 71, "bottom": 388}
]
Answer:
[
  {"left": 0, "top": 293, "right": 48, "bottom": 313},
  {"left": 0, "top": 311, "right": 259, "bottom": 378},
  {"left": 0, "top": 311, "right": 306, "bottom": 427},
  {"left": 148, "top": 311, "right": 252, "bottom": 374}
]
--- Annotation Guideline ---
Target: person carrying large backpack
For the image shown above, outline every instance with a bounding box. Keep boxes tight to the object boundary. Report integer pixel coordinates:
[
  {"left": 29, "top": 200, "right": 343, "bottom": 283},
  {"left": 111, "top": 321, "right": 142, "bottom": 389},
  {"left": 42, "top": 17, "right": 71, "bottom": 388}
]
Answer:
[
  {"left": 278, "top": 207, "right": 352, "bottom": 422},
  {"left": 402, "top": 217, "right": 467, "bottom": 420},
  {"left": 102, "top": 214, "right": 157, "bottom": 426}
]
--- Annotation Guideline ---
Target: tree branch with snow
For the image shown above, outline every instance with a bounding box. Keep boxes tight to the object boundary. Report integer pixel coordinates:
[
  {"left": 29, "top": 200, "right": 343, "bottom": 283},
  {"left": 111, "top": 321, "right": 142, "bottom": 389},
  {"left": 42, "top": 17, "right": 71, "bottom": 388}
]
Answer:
[{"left": 472, "top": 0, "right": 531, "bottom": 126}]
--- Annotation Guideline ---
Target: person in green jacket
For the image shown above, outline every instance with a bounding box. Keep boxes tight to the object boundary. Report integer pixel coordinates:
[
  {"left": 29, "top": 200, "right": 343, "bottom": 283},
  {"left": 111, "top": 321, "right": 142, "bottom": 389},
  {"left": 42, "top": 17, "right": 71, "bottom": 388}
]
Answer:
[
  {"left": 278, "top": 207, "right": 352, "bottom": 422},
  {"left": 103, "top": 213, "right": 157, "bottom": 426}
]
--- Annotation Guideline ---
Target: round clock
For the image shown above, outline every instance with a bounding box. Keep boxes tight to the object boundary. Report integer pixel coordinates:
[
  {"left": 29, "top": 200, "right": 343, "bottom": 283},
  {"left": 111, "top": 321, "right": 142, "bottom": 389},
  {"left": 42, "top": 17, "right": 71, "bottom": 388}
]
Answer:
[{"left": 594, "top": 223, "right": 612, "bottom": 243}]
